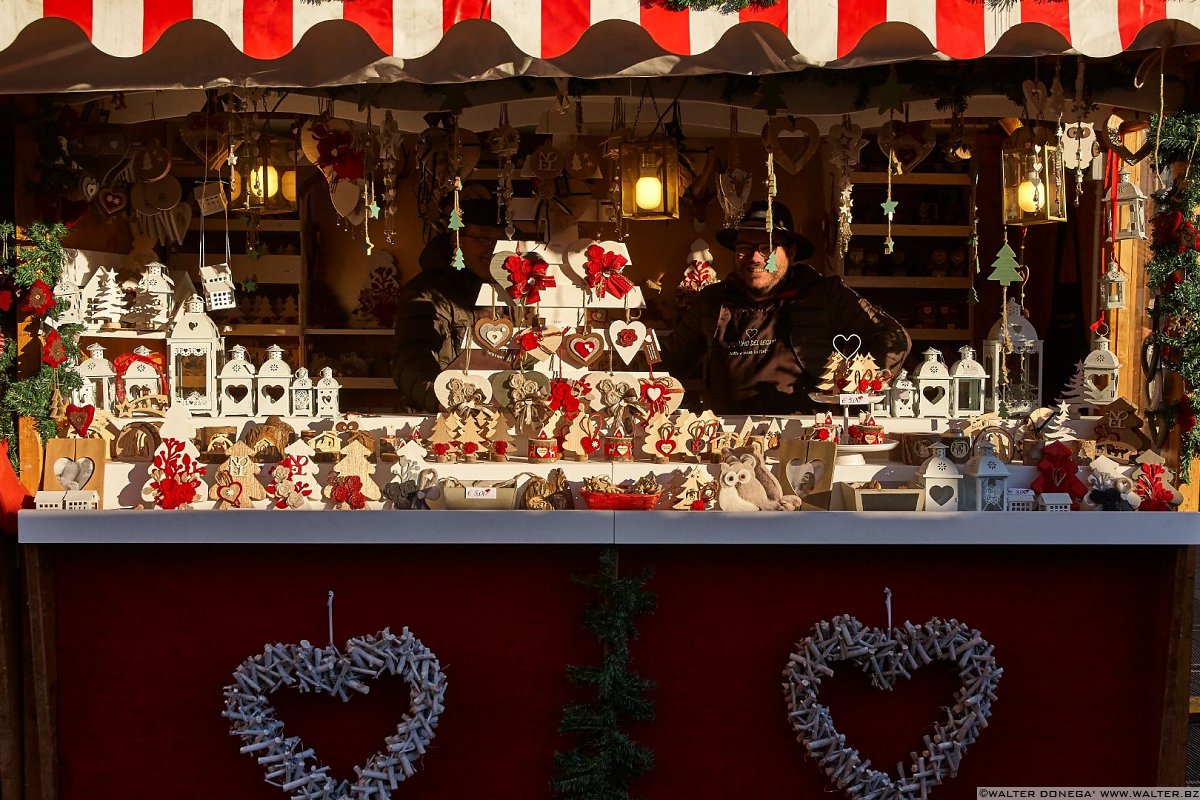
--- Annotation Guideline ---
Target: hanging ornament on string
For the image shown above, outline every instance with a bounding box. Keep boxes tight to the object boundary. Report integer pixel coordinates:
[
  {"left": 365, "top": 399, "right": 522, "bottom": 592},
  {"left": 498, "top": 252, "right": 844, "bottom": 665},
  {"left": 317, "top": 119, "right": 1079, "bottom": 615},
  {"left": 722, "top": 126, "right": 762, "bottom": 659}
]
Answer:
[
  {"left": 378, "top": 109, "right": 403, "bottom": 244},
  {"left": 450, "top": 177, "right": 466, "bottom": 271},
  {"left": 827, "top": 116, "right": 864, "bottom": 255},
  {"left": 764, "top": 151, "right": 778, "bottom": 274},
  {"left": 967, "top": 172, "right": 981, "bottom": 305},
  {"left": 488, "top": 103, "right": 519, "bottom": 239},
  {"left": 881, "top": 133, "right": 898, "bottom": 256},
  {"left": 717, "top": 108, "right": 751, "bottom": 230}
]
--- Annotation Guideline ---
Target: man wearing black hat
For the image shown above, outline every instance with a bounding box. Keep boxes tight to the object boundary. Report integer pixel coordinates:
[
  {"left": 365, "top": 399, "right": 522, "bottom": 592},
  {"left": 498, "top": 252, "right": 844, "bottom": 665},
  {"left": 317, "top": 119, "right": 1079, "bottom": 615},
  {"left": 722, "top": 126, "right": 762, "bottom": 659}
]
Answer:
[
  {"left": 662, "top": 201, "right": 910, "bottom": 415},
  {"left": 392, "top": 195, "right": 506, "bottom": 412}
]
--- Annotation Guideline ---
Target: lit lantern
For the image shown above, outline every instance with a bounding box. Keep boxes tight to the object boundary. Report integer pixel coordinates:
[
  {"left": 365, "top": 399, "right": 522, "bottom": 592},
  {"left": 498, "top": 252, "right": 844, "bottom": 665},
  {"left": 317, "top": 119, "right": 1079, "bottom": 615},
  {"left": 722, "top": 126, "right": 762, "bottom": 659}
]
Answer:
[
  {"left": 167, "top": 295, "right": 221, "bottom": 415},
  {"left": 983, "top": 299, "right": 1044, "bottom": 417},
  {"left": 949, "top": 345, "right": 988, "bottom": 418},
  {"left": 962, "top": 441, "right": 1010, "bottom": 512},
  {"left": 1082, "top": 334, "right": 1120, "bottom": 406},
  {"left": 1105, "top": 168, "right": 1147, "bottom": 241},
  {"left": 1001, "top": 132, "right": 1066, "bottom": 226},
  {"left": 1100, "top": 261, "right": 1127, "bottom": 311},
  {"left": 888, "top": 368, "right": 916, "bottom": 418},
  {"left": 911, "top": 348, "right": 951, "bottom": 418},
  {"left": 620, "top": 140, "right": 679, "bottom": 220},
  {"left": 231, "top": 134, "right": 296, "bottom": 215},
  {"left": 918, "top": 442, "right": 962, "bottom": 512},
  {"left": 78, "top": 342, "right": 116, "bottom": 412}
]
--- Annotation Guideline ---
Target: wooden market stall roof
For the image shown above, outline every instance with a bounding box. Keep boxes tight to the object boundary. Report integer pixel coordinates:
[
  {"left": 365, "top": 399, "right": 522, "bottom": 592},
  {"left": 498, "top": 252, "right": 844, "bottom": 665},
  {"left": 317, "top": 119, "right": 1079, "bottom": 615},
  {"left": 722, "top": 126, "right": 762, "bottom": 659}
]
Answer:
[{"left": 2, "top": 0, "right": 1200, "bottom": 89}]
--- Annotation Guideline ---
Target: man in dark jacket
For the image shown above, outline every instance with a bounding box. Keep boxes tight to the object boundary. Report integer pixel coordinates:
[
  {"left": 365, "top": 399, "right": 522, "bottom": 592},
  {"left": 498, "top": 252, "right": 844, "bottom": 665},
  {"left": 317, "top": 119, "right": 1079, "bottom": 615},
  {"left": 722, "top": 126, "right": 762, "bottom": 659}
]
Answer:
[
  {"left": 392, "top": 198, "right": 505, "bottom": 412},
  {"left": 662, "top": 201, "right": 910, "bottom": 415}
]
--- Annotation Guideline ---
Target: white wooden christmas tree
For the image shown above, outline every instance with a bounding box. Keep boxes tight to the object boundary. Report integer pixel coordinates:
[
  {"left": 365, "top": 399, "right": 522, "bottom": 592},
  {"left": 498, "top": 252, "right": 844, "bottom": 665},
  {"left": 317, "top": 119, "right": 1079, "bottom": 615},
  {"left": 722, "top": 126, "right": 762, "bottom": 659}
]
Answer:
[
  {"left": 85, "top": 266, "right": 126, "bottom": 331},
  {"left": 123, "top": 262, "right": 174, "bottom": 329},
  {"left": 141, "top": 404, "right": 208, "bottom": 508}
]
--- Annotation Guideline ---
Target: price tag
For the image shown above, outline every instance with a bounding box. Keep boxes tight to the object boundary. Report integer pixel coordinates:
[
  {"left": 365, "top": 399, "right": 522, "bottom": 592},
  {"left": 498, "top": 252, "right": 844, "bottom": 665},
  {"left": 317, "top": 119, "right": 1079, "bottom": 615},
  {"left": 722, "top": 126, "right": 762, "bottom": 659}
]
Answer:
[
  {"left": 465, "top": 487, "right": 497, "bottom": 500},
  {"left": 838, "top": 393, "right": 871, "bottom": 406}
]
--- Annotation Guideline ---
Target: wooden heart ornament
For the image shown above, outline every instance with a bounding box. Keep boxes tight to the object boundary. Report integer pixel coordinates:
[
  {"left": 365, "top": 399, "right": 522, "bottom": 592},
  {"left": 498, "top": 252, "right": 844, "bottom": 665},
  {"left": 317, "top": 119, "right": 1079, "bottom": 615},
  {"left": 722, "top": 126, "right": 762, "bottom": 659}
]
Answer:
[
  {"left": 53, "top": 456, "right": 95, "bottom": 491},
  {"left": 563, "top": 331, "right": 606, "bottom": 367},
  {"left": 473, "top": 317, "right": 514, "bottom": 355},
  {"left": 832, "top": 333, "right": 862, "bottom": 362},
  {"left": 762, "top": 116, "right": 821, "bottom": 175},
  {"left": 1100, "top": 112, "right": 1152, "bottom": 165},
  {"left": 784, "top": 614, "right": 1002, "bottom": 798},
  {"left": 877, "top": 121, "right": 936, "bottom": 174},
  {"left": 433, "top": 371, "right": 492, "bottom": 410},
  {"left": 223, "top": 629, "right": 446, "bottom": 800},
  {"left": 65, "top": 403, "right": 95, "bottom": 437},
  {"left": 608, "top": 321, "right": 647, "bottom": 366},
  {"left": 96, "top": 187, "right": 128, "bottom": 217}
]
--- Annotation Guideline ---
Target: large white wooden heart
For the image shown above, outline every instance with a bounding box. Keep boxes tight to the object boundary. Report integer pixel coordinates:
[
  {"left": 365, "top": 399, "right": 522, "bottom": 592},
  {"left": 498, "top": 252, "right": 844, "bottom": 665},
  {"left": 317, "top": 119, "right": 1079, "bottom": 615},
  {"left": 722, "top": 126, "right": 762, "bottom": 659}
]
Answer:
[
  {"left": 608, "top": 320, "right": 647, "bottom": 366},
  {"left": 784, "top": 614, "right": 1002, "bottom": 798},
  {"left": 223, "top": 629, "right": 446, "bottom": 800}
]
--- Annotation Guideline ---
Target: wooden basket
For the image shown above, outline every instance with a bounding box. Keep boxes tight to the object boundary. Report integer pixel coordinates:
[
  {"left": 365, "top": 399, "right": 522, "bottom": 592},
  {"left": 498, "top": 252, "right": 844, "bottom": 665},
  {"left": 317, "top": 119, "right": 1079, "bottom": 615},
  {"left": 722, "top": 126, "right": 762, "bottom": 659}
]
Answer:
[{"left": 580, "top": 491, "right": 661, "bottom": 511}]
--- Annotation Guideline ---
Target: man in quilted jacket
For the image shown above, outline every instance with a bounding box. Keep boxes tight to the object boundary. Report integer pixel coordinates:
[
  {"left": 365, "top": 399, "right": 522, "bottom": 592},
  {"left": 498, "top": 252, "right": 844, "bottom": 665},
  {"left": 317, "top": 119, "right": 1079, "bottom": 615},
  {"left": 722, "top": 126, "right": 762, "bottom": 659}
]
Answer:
[{"left": 662, "top": 201, "right": 910, "bottom": 415}]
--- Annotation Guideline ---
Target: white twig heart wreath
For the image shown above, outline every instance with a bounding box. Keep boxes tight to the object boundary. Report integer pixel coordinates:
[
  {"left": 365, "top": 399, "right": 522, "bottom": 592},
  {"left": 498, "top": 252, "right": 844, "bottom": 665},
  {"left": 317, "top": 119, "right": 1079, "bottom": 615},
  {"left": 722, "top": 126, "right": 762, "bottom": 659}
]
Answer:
[
  {"left": 784, "top": 614, "right": 1002, "bottom": 798},
  {"left": 223, "top": 628, "right": 447, "bottom": 799}
]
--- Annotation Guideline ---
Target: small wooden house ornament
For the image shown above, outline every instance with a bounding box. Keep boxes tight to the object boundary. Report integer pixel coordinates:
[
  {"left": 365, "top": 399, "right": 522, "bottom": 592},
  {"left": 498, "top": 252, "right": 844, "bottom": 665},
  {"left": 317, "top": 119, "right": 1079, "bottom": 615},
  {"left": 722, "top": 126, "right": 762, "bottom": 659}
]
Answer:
[
  {"left": 256, "top": 344, "right": 293, "bottom": 416},
  {"left": 199, "top": 262, "right": 237, "bottom": 311},
  {"left": 1037, "top": 492, "right": 1073, "bottom": 512},
  {"left": 912, "top": 348, "right": 951, "bottom": 418},
  {"left": 949, "top": 345, "right": 988, "bottom": 418},
  {"left": 209, "top": 441, "right": 266, "bottom": 509},
  {"left": 962, "top": 441, "right": 1010, "bottom": 511},
  {"left": 918, "top": 442, "right": 961, "bottom": 512},
  {"left": 290, "top": 367, "right": 315, "bottom": 417},
  {"left": 78, "top": 343, "right": 117, "bottom": 412},
  {"left": 218, "top": 345, "right": 257, "bottom": 416},
  {"left": 310, "top": 429, "right": 343, "bottom": 462},
  {"left": 315, "top": 367, "right": 341, "bottom": 418},
  {"left": 242, "top": 416, "right": 294, "bottom": 461},
  {"left": 120, "top": 346, "right": 165, "bottom": 406},
  {"left": 167, "top": 294, "right": 221, "bottom": 415}
]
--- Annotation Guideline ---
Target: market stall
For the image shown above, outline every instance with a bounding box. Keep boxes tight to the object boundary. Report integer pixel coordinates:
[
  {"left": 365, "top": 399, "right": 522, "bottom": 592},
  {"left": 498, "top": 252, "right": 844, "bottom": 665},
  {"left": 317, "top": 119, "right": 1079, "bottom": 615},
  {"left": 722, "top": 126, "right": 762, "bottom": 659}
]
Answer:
[{"left": 1, "top": 2, "right": 1198, "bottom": 798}]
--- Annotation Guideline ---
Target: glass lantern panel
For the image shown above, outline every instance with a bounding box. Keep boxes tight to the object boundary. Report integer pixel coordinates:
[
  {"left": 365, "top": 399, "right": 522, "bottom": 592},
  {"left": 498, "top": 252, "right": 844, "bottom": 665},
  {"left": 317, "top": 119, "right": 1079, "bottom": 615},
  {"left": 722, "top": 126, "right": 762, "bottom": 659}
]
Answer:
[{"left": 175, "top": 354, "right": 209, "bottom": 399}]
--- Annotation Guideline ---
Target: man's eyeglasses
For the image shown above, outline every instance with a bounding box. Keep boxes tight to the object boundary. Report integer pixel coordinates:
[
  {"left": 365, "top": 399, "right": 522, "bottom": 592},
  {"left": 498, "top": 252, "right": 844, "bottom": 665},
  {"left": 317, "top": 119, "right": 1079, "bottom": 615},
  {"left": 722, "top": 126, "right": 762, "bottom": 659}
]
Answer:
[{"left": 734, "top": 243, "right": 775, "bottom": 259}]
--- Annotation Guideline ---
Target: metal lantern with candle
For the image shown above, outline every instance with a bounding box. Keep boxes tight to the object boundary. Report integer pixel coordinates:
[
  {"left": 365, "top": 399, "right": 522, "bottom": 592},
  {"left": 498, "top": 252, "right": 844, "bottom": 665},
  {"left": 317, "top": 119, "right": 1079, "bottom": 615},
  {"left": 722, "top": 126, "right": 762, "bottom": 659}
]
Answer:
[
  {"left": 1000, "top": 120, "right": 1066, "bottom": 226},
  {"left": 620, "top": 140, "right": 680, "bottom": 220},
  {"left": 1100, "top": 260, "right": 1127, "bottom": 310},
  {"left": 1105, "top": 168, "right": 1147, "bottom": 241},
  {"left": 230, "top": 134, "right": 297, "bottom": 215},
  {"left": 983, "top": 299, "right": 1044, "bottom": 416},
  {"left": 1082, "top": 333, "right": 1120, "bottom": 406}
]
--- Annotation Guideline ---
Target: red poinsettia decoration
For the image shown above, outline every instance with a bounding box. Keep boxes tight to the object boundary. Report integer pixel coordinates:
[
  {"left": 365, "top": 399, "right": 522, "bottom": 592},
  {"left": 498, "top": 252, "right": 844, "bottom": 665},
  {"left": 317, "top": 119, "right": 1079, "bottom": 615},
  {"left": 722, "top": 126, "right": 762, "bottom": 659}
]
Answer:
[
  {"left": 329, "top": 474, "right": 367, "bottom": 509},
  {"left": 1152, "top": 210, "right": 1200, "bottom": 254},
  {"left": 22, "top": 280, "right": 55, "bottom": 315},
  {"left": 1134, "top": 462, "right": 1177, "bottom": 511},
  {"left": 316, "top": 129, "right": 365, "bottom": 182},
  {"left": 41, "top": 329, "right": 68, "bottom": 367},
  {"left": 504, "top": 254, "right": 555, "bottom": 305},
  {"left": 583, "top": 244, "right": 634, "bottom": 299},
  {"left": 1179, "top": 395, "right": 1197, "bottom": 440}
]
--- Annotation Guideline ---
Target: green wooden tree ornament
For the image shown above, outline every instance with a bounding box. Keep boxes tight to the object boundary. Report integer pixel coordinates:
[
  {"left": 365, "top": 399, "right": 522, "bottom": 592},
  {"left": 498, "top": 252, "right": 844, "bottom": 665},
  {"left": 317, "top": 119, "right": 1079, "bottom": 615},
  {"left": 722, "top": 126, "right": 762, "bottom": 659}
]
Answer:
[
  {"left": 448, "top": 208, "right": 464, "bottom": 231},
  {"left": 764, "top": 252, "right": 777, "bottom": 274},
  {"left": 987, "top": 243, "right": 1022, "bottom": 286},
  {"left": 451, "top": 247, "right": 466, "bottom": 271}
]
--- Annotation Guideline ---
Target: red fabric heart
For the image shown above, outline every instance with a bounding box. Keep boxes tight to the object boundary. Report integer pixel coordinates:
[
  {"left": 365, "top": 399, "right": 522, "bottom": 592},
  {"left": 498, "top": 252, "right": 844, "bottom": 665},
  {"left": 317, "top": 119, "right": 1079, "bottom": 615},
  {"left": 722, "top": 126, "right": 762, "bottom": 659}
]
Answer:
[{"left": 65, "top": 403, "right": 95, "bottom": 437}]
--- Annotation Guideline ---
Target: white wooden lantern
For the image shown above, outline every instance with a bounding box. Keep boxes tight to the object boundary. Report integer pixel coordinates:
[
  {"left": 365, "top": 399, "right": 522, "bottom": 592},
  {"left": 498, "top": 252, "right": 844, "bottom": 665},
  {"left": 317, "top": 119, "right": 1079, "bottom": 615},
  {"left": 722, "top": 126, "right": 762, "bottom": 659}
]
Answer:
[
  {"left": 1100, "top": 261, "right": 1126, "bottom": 311},
  {"left": 962, "top": 442, "right": 1010, "bottom": 511},
  {"left": 121, "top": 345, "right": 163, "bottom": 403},
  {"left": 918, "top": 442, "right": 962, "bottom": 512},
  {"left": 983, "top": 299, "right": 1043, "bottom": 416},
  {"left": 54, "top": 270, "right": 83, "bottom": 325},
  {"left": 888, "top": 368, "right": 915, "bottom": 418},
  {"left": 78, "top": 342, "right": 116, "bottom": 411},
  {"left": 137, "top": 262, "right": 175, "bottom": 328},
  {"left": 912, "top": 348, "right": 951, "bottom": 418},
  {"left": 290, "top": 367, "right": 315, "bottom": 417},
  {"left": 218, "top": 345, "right": 257, "bottom": 416},
  {"left": 256, "top": 344, "right": 293, "bottom": 416},
  {"left": 200, "top": 263, "right": 237, "bottom": 311},
  {"left": 315, "top": 367, "right": 341, "bottom": 418},
  {"left": 949, "top": 345, "right": 988, "bottom": 418},
  {"left": 1106, "top": 168, "right": 1147, "bottom": 241},
  {"left": 167, "top": 295, "right": 221, "bottom": 415},
  {"left": 1082, "top": 334, "right": 1120, "bottom": 406}
]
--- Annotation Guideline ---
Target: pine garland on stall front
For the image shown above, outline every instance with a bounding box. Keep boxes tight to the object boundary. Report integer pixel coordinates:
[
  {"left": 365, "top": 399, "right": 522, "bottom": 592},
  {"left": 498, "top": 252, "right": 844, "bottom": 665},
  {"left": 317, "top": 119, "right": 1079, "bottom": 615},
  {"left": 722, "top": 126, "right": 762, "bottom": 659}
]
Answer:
[
  {"left": 1148, "top": 113, "right": 1200, "bottom": 481},
  {"left": 0, "top": 221, "right": 84, "bottom": 467},
  {"left": 552, "top": 548, "right": 657, "bottom": 800}
]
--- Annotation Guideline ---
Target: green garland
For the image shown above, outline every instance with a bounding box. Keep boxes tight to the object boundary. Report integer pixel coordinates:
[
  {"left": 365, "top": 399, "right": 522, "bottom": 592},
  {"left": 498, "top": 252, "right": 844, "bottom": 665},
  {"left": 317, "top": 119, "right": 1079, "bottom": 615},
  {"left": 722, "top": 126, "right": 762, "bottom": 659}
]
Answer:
[
  {"left": 1147, "top": 113, "right": 1200, "bottom": 482},
  {"left": 0, "top": 221, "right": 84, "bottom": 470},
  {"left": 552, "top": 548, "right": 657, "bottom": 800}
]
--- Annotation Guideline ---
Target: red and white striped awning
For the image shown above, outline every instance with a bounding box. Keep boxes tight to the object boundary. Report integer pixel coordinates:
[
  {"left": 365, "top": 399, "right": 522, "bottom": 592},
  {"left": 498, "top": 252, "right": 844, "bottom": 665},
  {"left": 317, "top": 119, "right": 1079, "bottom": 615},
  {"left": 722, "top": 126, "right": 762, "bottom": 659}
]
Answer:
[{"left": 1, "top": 0, "right": 1198, "bottom": 89}]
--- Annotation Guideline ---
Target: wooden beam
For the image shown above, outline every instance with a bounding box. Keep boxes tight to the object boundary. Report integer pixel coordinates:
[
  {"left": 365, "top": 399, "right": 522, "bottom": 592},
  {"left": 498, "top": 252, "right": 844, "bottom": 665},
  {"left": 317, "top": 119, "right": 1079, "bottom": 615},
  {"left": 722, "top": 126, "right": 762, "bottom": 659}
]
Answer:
[
  {"left": 0, "top": 537, "right": 22, "bottom": 800},
  {"left": 1157, "top": 545, "right": 1195, "bottom": 784},
  {"left": 23, "top": 545, "right": 55, "bottom": 800}
]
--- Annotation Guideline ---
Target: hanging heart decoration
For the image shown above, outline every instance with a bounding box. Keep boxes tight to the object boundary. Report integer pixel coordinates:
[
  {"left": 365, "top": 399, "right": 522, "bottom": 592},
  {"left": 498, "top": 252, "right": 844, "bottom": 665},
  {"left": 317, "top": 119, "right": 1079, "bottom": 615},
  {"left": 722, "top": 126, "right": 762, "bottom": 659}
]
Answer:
[
  {"left": 473, "top": 317, "right": 515, "bottom": 355},
  {"left": 65, "top": 403, "right": 95, "bottom": 437},
  {"left": 223, "top": 629, "right": 446, "bottom": 800},
  {"left": 831, "top": 333, "right": 862, "bottom": 362},
  {"left": 514, "top": 327, "right": 564, "bottom": 362},
  {"left": 1100, "top": 112, "right": 1152, "bottom": 165},
  {"left": 638, "top": 376, "right": 684, "bottom": 417},
  {"left": 502, "top": 253, "right": 556, "bottom": 305},
  {"left": 784, "top": 614, "right": 1002, "bottom": 799},
  {"left": 876, "top": 121, "right": 936, "bottom": 174},
  {"left": 433, "top": 371, "right": 492, "bottom": 411},
  {"left": 608, "top": 321, "right": 647, "bottom": 366},
  {"left": 97, "top": 187, "right": 128, "bottom": 217},
  {"left": 563, "top": 332, "right": 606, "bottom": 368},
  {"left": 761, "top": 116, "right": 822, "bottom": 175}
]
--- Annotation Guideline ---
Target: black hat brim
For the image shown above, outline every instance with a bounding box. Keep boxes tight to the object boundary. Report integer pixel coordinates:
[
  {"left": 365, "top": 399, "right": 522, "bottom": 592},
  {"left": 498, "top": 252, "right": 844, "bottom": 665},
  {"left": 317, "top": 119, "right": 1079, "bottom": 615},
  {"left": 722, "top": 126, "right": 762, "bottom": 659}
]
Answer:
[{"left": 716, "top": 226, "right": 814, "bottom": 262}]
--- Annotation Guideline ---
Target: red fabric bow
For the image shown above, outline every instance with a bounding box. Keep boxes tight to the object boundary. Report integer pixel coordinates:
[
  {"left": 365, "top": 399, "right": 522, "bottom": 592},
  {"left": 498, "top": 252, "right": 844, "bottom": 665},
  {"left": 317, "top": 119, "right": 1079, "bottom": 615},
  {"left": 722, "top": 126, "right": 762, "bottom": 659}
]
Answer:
[
  {"left": 583, "top": 244, "right": 634, "bottom": 299},
  {"left": 1030, "top": 441, "right": 1088, "bottom": 506},
  {"left": 316, "top": 129, "right": 365, "bottom": 182},
  {"left": 504, "top": 254, "right": 555, "bottom": 305}
]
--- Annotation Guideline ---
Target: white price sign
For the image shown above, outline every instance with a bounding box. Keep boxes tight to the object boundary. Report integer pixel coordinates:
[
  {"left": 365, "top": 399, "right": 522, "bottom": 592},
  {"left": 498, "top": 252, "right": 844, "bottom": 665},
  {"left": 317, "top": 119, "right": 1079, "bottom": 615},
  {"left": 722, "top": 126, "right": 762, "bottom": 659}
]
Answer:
[
  {"left": 838, "top": 393, "right": 871, "bottom": 406},
  {"left": 464, "top": 487, "right": 497, "bottom": 500}
]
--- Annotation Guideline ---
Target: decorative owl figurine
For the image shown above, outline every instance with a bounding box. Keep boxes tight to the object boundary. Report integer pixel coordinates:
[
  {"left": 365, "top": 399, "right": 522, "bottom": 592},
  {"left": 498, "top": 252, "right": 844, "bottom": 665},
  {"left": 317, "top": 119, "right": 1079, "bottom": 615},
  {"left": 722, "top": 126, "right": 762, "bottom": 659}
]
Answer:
[{"left": 717, "top": 458, "right": 761, "bottom": 512}]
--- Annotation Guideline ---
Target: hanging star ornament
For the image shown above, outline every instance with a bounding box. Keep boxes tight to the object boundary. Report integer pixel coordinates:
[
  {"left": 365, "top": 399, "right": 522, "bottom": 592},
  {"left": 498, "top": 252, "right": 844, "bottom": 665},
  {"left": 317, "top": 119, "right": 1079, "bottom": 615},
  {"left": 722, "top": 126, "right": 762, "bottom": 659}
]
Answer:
[
  {"left": 240, "top": 276, "right": 258, "bottom": 293},
  {"left": 876, "top": 68, "right": 910, "bottom": 116},
  {"left": 880, "top": 199, "right": 898, "bottom": 220},
  {"left": 367, "top": 200, "right": 380, "bottom": 219},
  {"left": 362, "top": 239, "right": 375, "bottom": 256},
  {"left": 226, "top": 151, "right": 238, "bottom": 167}
]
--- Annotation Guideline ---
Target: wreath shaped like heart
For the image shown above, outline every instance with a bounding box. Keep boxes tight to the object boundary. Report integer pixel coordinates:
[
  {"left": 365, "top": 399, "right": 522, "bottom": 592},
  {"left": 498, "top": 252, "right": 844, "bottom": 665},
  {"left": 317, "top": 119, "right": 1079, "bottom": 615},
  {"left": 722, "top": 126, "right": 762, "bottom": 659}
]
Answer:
[
  {"left": 223, "top": 628, "right": 447, "bottom": 799},
  {"left": 783, "top": 614, "right": 1002, "bottom": 798}
]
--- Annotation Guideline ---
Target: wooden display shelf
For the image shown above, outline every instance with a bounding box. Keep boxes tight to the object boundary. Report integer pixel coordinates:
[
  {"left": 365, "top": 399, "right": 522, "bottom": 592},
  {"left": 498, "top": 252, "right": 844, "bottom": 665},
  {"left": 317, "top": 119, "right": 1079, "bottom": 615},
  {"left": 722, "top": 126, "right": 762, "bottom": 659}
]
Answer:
[
  {"left": 843, "top": 276, "right": 972, "bottom": 289},
  {"left": 305, "top": 328, "right": 393, "bottom": 336},
  {"left": 849, "top": 172, "right": 973, "bottom": 185},
  {"left": 79, "top": 329, "right": 166, "bottom": 340},
  {"left": 220, "top": 323, "right": 301, "bottom": 336},
  {"left": 188, "top": 218, "right": 302, "bottom": 232},
  {"left": 338, "top": 377, "right": 397, "bottom": 389},
  {"left": 849, "top": 224, "right": 972, "bottom": 237},
  {"left": 907, "top": 328, "right": 973, "bottom": 341}
]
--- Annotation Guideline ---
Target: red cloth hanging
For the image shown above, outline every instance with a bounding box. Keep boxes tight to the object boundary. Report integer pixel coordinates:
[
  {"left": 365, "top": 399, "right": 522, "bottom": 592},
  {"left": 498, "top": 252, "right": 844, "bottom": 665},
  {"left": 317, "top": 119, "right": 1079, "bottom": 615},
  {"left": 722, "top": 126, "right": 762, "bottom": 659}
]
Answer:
[{"left": 0, "top": 440, "right": 32, "bottom": 534}]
